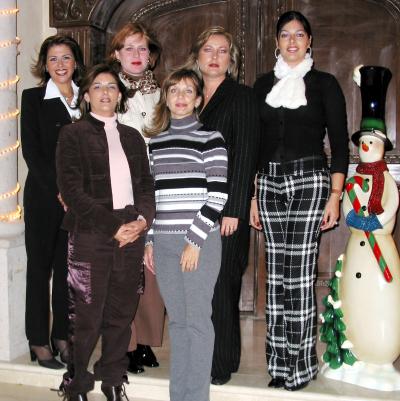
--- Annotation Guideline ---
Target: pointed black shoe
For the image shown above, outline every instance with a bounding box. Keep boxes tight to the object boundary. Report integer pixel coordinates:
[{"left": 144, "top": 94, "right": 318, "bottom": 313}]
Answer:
[
  {"left": 126, "top": 351, "right": 145, "bottom": 374},
  {"left": 268, "top": 378, "right": 285, "bottom": 388},
  {"left": 135, "top": 344, "right": 159, "bottom": 367},
  {"left": 101, "top": 384, "right": 129, "bottom": 401},
  {"left": 30, "top": 346, "right": 64, "bottom": 370},
  {"left": 211, "top": 373, "right": 231, "bottom": 385}
]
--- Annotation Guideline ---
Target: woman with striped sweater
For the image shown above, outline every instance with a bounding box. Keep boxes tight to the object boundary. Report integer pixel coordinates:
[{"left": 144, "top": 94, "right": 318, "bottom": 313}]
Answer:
[{"left": 144, "top": 69, "right": 228, "bottom": 401}]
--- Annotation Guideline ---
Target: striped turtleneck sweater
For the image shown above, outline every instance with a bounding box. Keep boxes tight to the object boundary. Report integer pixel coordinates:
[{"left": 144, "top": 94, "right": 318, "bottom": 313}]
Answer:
[{"left": 147, "top": 114, "right": 228, "bottom": 248}]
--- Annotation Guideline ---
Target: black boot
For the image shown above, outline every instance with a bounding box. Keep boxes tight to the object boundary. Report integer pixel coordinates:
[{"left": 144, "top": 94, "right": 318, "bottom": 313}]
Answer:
[
  {"left": 135, "top": 344, "right": 159, "bottom": 367},
  {"left": 101, "top": 384, "right": 129, "bottom": 401},
  {"left": 68, "top": 395, "right": 88, "bottom": 401},
  {"left": 126, "top": 351, "right": 144, "bottom": 374}
]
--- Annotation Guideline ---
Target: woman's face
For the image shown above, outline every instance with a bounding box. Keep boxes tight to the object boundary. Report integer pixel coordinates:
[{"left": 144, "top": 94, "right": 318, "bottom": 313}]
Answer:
[
  {"left": 84, "top": 72, "right": 121, "bottom": 117},
  {"left": 115, "top": 33, "right": 150, "bottom": 77},
  {"left": 46, "top": 44, "right": 76, "bottom": 85},
  {"left": 197, "top": 34, "right": 231, "bottom": 79},
  {"left": 276, "top": 19, "right": 311, "bottom": 67},
  {"left": 166, "top": 78, "right": 201, "bottom": 120}
]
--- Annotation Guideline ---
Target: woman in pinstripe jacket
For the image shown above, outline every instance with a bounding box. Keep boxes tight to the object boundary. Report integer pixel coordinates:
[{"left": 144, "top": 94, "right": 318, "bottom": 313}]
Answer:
[{"left": 182, "top": 26, "right": 259, "bottom": 386}]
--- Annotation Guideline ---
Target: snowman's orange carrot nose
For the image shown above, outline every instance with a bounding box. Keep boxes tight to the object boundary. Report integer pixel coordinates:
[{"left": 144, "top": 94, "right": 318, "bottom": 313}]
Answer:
[{"left": 362, "top": 143, "right": 369, "bottom": 152}]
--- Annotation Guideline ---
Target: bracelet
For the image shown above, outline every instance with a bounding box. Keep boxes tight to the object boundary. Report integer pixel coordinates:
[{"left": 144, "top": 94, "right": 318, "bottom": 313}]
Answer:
[
  {"left": 330, "top": 188, "right": 342, "bottom": 198},
  {"left": 251, "top": 196, "right": 257, "bottom": 200}
]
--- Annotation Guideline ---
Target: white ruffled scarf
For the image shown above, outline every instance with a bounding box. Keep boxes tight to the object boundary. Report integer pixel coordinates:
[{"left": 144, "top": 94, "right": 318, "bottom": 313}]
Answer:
[{"left": 266, "top": 54, "right": 313, "bottom": 109}]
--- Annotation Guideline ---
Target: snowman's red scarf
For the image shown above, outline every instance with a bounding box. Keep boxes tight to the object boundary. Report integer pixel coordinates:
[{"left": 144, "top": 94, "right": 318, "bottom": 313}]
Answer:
[{"left": 356, "top": 160, "right": 388, "bottom": 215}]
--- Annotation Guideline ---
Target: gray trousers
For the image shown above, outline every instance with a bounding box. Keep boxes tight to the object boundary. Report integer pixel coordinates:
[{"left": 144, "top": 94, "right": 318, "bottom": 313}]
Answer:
[{"left": 154, "top": 230, "right": 221, "bottom": 401}]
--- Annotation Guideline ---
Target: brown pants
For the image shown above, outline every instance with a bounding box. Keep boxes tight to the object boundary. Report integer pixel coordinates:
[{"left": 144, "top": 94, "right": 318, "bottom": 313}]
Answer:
[
  {"left": 64, "top": 224, "right": 144, "bottom": 395},
  {"left": 129, "top": 267, "right": 165, "bottom": 350}
]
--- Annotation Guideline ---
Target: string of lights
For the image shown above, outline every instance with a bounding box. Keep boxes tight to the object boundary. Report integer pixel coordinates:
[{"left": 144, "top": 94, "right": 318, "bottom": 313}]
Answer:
[
  {"left": 0, "top": 75, "right": 19, "bottom": 90},
  {"left": 0, "top": 183, "right": 20, "bottom": 201},
  {"left": 0, "top": 205, "right": 21, "bottom": 222},
  {"left": 0, "top": 140, "right": 20, "bottom": 157},
  {"left": 0, "top": 8, "right": 19, "bottom": 16},
  {"left": 0, "top": 8, "right": 21, "bottom": 223},
  {"left": 0, "top": 109, "right": 20, "bottom": 121},
  {"left": 0, "top": 37, "right": 20, "bottom": 49}
]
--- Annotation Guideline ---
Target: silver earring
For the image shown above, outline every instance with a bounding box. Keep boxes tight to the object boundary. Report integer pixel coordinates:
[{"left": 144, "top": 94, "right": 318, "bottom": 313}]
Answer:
[
  {"left": 227, "top": 66, "right": 231, "bottom": 76},
  {"left": 307, "top": 47, "right": 313, "bottom": 58},
  {"left": 274, "top": 48, "right": 280, "bottom": 59}
]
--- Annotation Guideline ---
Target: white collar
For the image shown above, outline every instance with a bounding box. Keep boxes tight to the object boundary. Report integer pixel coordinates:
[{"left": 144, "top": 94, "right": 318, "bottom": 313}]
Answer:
[
  {"left": 44, "top": 78, "right": 79, "bottom": 101},
  {"left": 44, "top": 78, "right": 80, "bottom": 119}
]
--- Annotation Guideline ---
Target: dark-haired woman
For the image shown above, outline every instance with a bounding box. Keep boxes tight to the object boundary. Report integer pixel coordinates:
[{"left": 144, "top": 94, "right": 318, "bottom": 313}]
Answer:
[
  {"left": 144, "top": 68, "right": 228, "bottom": 401},
  {"left": 21, "top": 34, "right": 85, "bottom": 369},
  {"left": 56, "top": 64, "right": 155, "bottom": 401},
  {"left": 108, "top": 21, "right": 164, "bottom": 373},
  {"left": 250, "top": 11, "right": 348, "bottom": 391}
]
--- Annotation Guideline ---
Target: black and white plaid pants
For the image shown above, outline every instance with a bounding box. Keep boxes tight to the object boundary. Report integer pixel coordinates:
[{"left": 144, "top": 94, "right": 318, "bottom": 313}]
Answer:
[{"left": 257, "top": 156, "right": 330, "bottom": 389}]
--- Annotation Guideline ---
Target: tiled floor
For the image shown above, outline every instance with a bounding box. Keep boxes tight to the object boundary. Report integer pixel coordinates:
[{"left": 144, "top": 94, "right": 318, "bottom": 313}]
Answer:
[{"left": 0, "top": 317, "right": 399, "bottom": 401}]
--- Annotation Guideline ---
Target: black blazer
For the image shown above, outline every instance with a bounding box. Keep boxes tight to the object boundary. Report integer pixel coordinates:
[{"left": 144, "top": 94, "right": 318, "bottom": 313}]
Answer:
[
  {"left": 200, "top": 78, "right": 259, "bottom": 221},
  {"left": 21, "top": 86, "right": 73, "bottom": 207},
  {"left": 56, "top": 114, "right": 155, "bottom": 239}
]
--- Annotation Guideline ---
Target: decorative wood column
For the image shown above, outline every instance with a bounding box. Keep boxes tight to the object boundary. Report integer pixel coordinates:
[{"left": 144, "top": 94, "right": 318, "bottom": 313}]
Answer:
[{"left": 0, "top": 0, "right": 26, "bottom": 361}]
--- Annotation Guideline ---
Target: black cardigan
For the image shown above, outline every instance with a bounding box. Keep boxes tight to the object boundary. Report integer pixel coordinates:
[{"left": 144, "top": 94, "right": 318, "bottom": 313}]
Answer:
[
  {"left": 200, "top": 78, "right": 259, "bottom": 221},
  {"left": 253, "top": 69, "right": 349, "bottom": 174}
]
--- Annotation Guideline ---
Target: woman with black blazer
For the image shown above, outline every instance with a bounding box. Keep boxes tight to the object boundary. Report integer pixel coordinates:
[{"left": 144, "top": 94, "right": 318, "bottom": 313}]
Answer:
[
  {"left": 21, "top": 35, "right": 85, "bottom": 369},
  {"left": 250, "top": 11, "right": 348, "bottom": 391},
  {"left": 183, "top": 26, "right": 259, "bottom": 385}
]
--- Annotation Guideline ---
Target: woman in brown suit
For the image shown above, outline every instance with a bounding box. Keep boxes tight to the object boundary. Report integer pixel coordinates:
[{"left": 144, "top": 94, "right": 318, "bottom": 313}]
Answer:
[{"left": 56, "top": 63, "right": 155, "bottom": 401}]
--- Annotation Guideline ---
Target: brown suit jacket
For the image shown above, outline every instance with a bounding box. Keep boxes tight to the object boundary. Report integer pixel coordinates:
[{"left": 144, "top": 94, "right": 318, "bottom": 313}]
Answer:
[{"left": 56, "top": 113, "right": 155, "bottom": 239}]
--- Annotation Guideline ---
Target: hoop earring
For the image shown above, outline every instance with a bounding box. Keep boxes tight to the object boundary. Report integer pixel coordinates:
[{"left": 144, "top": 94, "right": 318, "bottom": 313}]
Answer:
[
  {"left": 274, "top": 48, "right": 280, "bottom": 59},
  {"left": 307, "top": 47, "right": 313, "bottom": 58}
]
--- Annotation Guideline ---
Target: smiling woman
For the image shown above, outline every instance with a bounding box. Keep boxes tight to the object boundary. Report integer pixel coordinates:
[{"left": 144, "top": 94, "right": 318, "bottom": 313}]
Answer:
[{"left": 20, "top": 34, "right": 85, "bottom": 372}]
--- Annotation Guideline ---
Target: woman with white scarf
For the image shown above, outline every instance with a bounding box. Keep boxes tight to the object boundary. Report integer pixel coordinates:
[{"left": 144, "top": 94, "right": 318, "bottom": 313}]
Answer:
[{"left": 250, "top": 11, "right": 348, "bottom": 391}]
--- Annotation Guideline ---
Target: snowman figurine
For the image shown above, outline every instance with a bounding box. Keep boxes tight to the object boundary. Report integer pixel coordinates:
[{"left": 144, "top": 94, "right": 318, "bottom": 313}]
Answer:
[{"left": 321, "top": 66, "right": 400, "bottom": 391}]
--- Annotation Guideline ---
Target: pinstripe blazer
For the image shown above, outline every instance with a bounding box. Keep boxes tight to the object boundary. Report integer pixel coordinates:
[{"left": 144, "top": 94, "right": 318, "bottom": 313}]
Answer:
[{"left": 200, "top": 78, "right": 259, "bottom": 221}]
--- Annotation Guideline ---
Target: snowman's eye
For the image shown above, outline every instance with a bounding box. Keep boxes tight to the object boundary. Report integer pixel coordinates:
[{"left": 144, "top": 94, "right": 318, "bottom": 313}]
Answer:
[{"left": 370, "top": 141, "right": 373, "bottom": 144}]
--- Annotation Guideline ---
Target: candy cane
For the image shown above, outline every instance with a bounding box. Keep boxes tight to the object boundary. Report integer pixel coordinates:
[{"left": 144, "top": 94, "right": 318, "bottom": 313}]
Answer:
[{"left": 345, "top": 176, "right": 393, "bottom": 283}]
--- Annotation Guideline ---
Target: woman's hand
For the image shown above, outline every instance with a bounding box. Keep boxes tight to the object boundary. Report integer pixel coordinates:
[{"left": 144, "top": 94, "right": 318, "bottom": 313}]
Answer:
[
  {"left": 220, "top": 216, "right": 239, "bottom": 236},
  {"left": 321, "top": 194, "right": 340, "bottom": 231},
  {"left": 114, "top": 219, "right": 147, "bottom": 247},
  {"left": 144, "top": 244, "right": 155, "bottom": 275},
  {"left": 180, "top": 243, "right": 200, "bottom": 272},
  {"left": 250, "top": 199, "right": 262, "bottom": 230}
]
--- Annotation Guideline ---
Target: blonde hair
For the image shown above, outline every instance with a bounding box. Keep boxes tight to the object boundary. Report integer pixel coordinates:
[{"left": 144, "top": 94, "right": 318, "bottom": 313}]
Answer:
[
  {"left": 181, "top": 26, "right": 240, "bottom": 80},
  {"left": 144, "top": 69, "right": 203, "bottom": 137}
]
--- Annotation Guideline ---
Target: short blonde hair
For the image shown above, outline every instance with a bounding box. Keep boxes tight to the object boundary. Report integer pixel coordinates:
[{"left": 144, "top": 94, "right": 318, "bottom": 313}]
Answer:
[{"left": 181, "top": 26, "right": 240, "bottom": 80}]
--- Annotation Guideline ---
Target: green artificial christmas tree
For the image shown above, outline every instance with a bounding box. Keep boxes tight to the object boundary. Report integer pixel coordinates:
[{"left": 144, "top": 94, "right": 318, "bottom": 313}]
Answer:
[{"left": 320, "top": 256, "right": 358, "bottom": 369}]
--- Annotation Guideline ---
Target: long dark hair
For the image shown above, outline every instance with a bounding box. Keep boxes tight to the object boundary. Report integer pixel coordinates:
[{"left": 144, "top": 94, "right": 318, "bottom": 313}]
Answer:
[
  {"left": 77, "top": 64, "right": 128, "bottom": 117},
  {"left": 276, "top": 11, "right": 312, "bottom": 39},
  {"left": 31, "top": 35, "right": 85, "bottom": 86}
]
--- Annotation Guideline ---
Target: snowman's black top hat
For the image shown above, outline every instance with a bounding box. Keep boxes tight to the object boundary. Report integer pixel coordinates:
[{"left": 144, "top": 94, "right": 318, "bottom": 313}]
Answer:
[{"left": 351, "top": 66, "right": 393, "bottom": 151}]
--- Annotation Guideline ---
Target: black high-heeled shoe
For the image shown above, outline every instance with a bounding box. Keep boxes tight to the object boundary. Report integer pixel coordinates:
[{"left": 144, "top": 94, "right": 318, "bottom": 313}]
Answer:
[
  {"left": 30, "top": 345, "right": 64, "bottom": 369},
  {"left": 135, "top": 344, "right": 159, "bottom": 367},
  {"left": 51, "top": 338, "right": 69, "bottom": 364}
]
